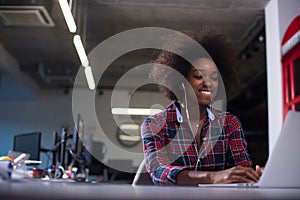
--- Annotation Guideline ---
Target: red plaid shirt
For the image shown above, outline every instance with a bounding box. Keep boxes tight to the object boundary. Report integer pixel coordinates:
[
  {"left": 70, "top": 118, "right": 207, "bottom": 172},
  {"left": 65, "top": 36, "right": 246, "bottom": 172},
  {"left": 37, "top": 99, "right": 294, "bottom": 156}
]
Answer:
[{"left": 141, "top": 102, "right": 252, "bottom": 185}]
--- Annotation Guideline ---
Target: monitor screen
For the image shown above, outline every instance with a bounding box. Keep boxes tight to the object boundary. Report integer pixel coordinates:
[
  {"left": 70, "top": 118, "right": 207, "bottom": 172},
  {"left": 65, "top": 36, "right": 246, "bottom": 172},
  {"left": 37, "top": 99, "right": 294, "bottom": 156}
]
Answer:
[
  {"left": 13, "top": 132, "right": 41, "bottom": 161},
  {"left": 73, "top": 114, "right": 85, "bottom": 156},
  {"left": 52, "top": 131, "right": 61, "bottom": 166},
  {"left": 73, "top": 114, "right": 93, "bottom": 166}
]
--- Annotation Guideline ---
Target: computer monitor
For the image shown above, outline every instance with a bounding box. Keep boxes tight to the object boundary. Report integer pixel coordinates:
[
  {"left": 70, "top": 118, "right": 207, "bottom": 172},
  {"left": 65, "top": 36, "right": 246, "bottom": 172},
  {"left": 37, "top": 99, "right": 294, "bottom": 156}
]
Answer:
[
  {"left": 51, "top": 131, "right": 61, "bottom": 166},
  {"left": 13, "top": 132, "right": 41, "bottom": 161},
  {"left": 53, "top": 129, "right": 72, "bottom": 168},
  {"left": 73, "top": 114, "right": 85, "bottom": 157},
  {"left": 72, "top": 116, "right": 107, "bottom": 176},
  {"left": 72, "top": 114, "right": 93, "bottom": 167}
]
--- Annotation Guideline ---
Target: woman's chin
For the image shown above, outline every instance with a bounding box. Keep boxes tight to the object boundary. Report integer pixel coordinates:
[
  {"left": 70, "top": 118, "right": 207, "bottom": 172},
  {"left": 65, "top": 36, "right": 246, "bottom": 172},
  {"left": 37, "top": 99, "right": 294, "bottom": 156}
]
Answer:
[
  {"left": 198, "top": 101, "right": 211, "bottom": 107},
  {"left": 197, "top": 97, "right": 212, "bottom": 107}
]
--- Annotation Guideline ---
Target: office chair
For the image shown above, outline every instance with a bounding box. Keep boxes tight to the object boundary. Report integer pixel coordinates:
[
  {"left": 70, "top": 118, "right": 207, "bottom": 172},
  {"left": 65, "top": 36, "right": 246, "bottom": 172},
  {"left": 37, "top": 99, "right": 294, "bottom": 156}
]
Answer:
[{"left": 132, "top": 159, "right": 154, "bottom": 186}]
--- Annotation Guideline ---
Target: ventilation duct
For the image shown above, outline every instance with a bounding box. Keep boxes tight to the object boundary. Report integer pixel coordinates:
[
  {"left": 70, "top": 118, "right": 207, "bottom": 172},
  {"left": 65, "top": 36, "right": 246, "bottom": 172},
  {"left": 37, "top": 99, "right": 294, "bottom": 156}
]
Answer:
[
  {"left": 0, "top": 5, "right": 55, "bottom": 27},
  {"left": 38, "top": 63, "right": 74, "bottom": 86}
]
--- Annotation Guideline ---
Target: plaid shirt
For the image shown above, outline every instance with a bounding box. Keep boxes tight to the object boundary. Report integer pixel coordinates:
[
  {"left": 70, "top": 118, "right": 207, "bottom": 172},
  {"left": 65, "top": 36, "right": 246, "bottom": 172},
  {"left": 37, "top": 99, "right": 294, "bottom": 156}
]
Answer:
[{"left": 141, "top": 102, "right": 252, "bottom": 185}]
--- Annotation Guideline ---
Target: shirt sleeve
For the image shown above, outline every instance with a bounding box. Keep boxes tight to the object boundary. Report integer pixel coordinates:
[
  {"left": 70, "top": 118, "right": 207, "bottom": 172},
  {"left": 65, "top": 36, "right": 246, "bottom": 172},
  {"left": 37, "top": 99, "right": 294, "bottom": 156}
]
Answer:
[
  {"left": 226, "top": 114, "right": 252, "bottom": 168},
  {"left": 141, "top": 117, "right": 186, "bottom": 185}
]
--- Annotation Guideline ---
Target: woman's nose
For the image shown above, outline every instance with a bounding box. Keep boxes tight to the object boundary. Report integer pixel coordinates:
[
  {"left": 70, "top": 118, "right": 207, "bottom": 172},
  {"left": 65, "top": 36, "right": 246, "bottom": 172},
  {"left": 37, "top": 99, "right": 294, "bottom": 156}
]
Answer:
[{"left": 203, "top": 77, "right": 212, "bottom": 87}]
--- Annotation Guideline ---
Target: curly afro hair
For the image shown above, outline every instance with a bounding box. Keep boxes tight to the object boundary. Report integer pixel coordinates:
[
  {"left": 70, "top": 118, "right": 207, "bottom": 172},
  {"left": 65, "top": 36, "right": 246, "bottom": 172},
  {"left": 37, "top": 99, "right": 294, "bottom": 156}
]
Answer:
[{"left": 150, "top": 26, "right": 239, "bottom": 102}]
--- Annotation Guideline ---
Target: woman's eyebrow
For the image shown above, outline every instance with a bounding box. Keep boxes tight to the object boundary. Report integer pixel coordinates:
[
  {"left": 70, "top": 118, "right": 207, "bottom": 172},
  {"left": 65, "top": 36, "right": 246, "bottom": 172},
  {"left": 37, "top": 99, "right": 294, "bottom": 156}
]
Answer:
[
  {"left": 191, "top": 68, "right": 200, "bottom": 73},
  {"left": 192, "top": 68, "right": 204, "bottom": 72},
  {"left": 192, "top": 68, "right": 219, "bottom": 74}
]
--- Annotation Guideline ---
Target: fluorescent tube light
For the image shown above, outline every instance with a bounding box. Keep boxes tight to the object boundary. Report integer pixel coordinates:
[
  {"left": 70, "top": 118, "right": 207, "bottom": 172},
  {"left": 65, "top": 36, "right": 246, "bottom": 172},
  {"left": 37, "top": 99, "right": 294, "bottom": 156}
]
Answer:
[
  {"left": 58, "top": 0, "right": 77, "bottom": 33},
  {"left": 73, "top": 35, "right": 89, "bottom": 67},
  {"left": 119, "top": 135, "right": 141, "bottom": 142},
  {"left": 84, "top": 66, "right": 96, "bottom": 90},
  {"left": 111, "top": 108, "right": 162, "bottom": 115},
  {"left": 120, "top": 124, "right": 140, "bottom": 130}
]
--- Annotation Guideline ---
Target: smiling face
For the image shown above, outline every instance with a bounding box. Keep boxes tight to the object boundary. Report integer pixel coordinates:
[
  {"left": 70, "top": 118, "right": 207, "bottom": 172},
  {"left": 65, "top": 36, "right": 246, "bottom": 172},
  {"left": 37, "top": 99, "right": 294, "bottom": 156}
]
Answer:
[{"left": 186, "top": 58, "right": 219, "bottom": 106}]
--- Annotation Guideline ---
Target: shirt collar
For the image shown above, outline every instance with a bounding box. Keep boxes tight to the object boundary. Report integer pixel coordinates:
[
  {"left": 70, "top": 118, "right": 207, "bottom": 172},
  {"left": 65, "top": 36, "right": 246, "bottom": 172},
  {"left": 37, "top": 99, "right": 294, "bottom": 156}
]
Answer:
[
  {"left": 176, "top": 105, "right": 183, "bottom": 122},
  {"left": 174, "top": 102, "right": 215, "bottom": 123},
  {"left": 206, "top": 107, "right": 215, "bottom": 121}
]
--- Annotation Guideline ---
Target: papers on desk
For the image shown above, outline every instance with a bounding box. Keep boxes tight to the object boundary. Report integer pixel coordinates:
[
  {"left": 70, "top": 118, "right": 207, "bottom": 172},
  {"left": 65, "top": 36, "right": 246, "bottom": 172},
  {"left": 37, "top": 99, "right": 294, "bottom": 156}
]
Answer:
[
  {"left": 24, "top": 160, "right": 42, "bottom": 165},
  {"left": 11, "top": 169, "right": 33, "bottom": 180},
  {"left": 0, "top": 158, "right": 40, "bottom": 181},
  {"left": 0, "top": 160, "right": 13, "bottom": 180}
]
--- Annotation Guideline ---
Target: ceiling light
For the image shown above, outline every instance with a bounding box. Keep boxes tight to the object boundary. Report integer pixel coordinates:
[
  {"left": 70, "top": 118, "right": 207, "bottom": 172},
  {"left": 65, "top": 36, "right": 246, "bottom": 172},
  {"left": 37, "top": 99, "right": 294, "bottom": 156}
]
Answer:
[
  {"left": 120, "top": 124, "right": 140, "bottom": 130},
  {"left": 111, "top": 108, "right": 162, "bottom": 115},
  {"left": 73, "top": 35, "right": 89, "bottom": 67},
  {"left": 119, "top": 135, "right": 141, "bottom": 142},
  {"left": 58, "top": 0, "right": 77, "bottom": 33},
  {"left": 84, "top": 66, "right": 96, "bottom": 90}
]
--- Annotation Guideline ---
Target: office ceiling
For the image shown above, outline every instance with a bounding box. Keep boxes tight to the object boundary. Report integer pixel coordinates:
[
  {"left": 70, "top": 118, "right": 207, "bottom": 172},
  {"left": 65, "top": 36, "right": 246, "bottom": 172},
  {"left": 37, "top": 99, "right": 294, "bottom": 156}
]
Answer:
[{"left": 0, "top": 0, "right": 269, "bottom": 130}]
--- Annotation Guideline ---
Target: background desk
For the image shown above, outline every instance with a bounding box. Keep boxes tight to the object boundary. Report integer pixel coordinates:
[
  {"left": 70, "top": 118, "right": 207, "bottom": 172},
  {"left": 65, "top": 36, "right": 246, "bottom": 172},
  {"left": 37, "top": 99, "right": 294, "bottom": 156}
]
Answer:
[{"left": 0, "top": 179, "right": 300, "bottom": 200}]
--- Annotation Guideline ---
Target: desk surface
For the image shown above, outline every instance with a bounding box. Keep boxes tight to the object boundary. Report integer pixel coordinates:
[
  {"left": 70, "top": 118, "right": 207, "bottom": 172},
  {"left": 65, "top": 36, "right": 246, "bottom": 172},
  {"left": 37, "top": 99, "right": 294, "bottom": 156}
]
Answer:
[{"left": 1, "top": 179, "right": 300, "bottom": 200}]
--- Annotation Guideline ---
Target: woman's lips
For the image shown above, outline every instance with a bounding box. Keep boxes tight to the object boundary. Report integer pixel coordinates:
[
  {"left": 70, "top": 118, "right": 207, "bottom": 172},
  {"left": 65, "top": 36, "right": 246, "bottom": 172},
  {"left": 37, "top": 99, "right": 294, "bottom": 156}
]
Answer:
[{"left": 199, "top": 90, "right": 211, "bottom": 95}]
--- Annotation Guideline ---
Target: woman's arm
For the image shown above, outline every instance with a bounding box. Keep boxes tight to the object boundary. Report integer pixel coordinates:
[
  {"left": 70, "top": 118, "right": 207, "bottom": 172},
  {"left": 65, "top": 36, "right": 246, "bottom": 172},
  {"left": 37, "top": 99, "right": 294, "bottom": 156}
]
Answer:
[
  {"left": 226, "top": 114, "right": 252, "bottom": 167},
  {"left": 142, "top": 116, "right": 186, "bottom": 185},
  {"left": 176, "top": 166, "right": 260, "bottom": 185},
  {"left": 176, "top": 113, "right": 260, "bottom": 186}
]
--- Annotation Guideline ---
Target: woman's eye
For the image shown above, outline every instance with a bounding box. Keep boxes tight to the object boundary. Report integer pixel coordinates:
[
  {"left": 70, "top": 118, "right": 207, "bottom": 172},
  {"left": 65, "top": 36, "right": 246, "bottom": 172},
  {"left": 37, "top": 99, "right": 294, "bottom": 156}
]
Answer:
[
  {"left": 193, "top": 75, "right": 203, "bottom": 79},
  {"left": 211, "top": 77, "right": 218, "bottom": 81}
]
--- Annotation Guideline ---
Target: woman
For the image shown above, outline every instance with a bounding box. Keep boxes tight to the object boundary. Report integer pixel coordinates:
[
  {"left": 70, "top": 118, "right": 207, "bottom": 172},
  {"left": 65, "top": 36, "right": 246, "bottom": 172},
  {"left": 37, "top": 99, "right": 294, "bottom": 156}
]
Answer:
[{"left": 141, "top": 27, "right": 262, "bottom": 185}]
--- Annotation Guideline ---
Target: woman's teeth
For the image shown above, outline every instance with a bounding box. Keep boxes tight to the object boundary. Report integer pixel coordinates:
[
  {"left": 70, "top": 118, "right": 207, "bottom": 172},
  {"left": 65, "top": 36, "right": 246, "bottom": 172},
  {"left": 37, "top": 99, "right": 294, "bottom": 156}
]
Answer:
[{"left": 200, "top": 91, "right": 211, "bottom": 95}]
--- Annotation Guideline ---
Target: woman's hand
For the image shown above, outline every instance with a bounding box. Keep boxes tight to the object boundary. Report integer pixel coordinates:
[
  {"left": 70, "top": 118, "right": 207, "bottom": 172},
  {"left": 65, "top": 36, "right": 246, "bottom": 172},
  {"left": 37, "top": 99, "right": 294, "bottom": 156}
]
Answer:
[
  {"left": 209, "top": 166, "right": 260, "bottom": 184},
  {"left": 255, "top": 165, "right": 264, "bottom": 176}
]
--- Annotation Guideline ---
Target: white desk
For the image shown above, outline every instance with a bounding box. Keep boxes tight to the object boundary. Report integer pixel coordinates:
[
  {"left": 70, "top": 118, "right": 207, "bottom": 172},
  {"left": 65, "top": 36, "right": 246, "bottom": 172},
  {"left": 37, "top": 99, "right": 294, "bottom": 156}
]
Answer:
[{"left": 0, "top": 179, "right": 300, "bottom": 200}]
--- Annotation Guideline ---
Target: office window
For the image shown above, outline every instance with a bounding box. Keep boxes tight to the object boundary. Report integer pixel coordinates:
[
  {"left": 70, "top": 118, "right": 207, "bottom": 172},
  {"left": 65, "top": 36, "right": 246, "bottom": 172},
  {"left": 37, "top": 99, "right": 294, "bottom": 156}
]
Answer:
[{"left": 281, "top": 15, "right": 300, "bottom": 119}]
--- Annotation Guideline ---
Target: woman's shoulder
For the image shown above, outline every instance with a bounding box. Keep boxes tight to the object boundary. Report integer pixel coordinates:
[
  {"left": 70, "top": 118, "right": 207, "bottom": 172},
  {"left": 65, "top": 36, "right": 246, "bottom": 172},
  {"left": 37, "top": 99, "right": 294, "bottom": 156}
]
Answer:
[
  {"left": 142, "top": 102, "right": 176, "bottom": 126},
  {"left": 213, "top": 109, "right": 241, "bottom": 123}
]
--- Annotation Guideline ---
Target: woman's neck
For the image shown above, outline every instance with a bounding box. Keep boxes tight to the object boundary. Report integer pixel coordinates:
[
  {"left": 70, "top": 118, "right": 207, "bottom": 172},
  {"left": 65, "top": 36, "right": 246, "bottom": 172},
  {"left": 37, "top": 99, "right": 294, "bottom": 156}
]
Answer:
[
  {"left": 179, "top": 101, "right": 207, "bottom": 123},
  {"left": 198, "top": 104, "right": 207, "bottom": 122}
]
